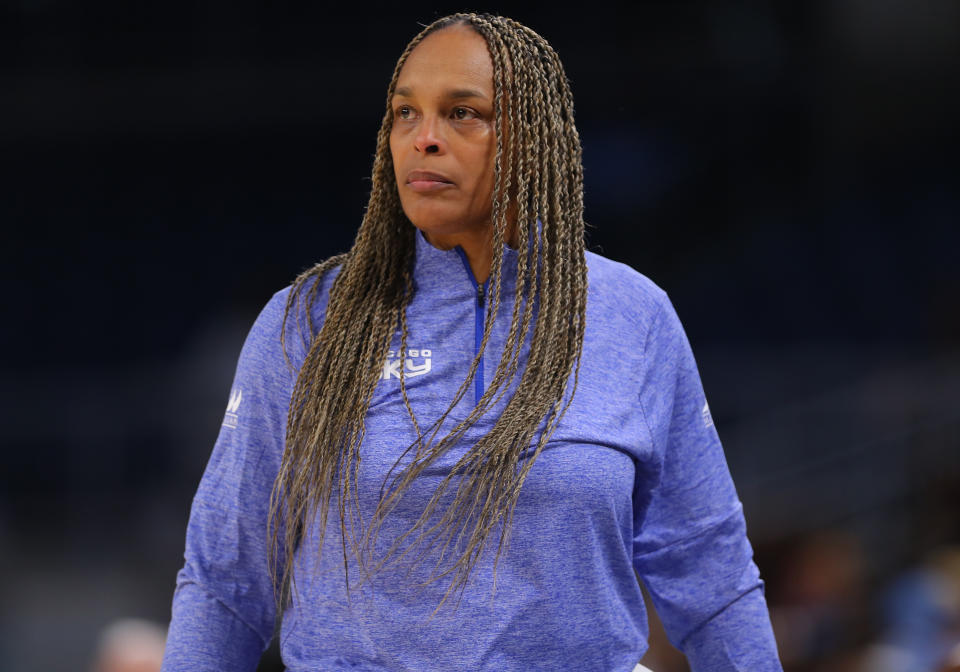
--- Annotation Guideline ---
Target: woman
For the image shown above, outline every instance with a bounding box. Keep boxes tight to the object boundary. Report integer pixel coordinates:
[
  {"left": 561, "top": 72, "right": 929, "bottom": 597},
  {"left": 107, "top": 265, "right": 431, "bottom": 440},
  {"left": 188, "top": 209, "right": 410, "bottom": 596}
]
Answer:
[{"left": 161, "top": 13, "right": 782, "bottom": 671}]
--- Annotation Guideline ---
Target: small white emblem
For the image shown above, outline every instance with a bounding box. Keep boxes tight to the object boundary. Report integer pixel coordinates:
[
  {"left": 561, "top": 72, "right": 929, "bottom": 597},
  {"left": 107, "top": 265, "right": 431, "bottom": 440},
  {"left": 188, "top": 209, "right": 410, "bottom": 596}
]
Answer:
[
  {"left": 223, "top": 388, "right": 242, "bottom": 428},
  {"left": 702, "top": 400, "right": 714, "bottom": 429},
  {"left": 380, "top": 348, "right": 432, "bottom": 381}
]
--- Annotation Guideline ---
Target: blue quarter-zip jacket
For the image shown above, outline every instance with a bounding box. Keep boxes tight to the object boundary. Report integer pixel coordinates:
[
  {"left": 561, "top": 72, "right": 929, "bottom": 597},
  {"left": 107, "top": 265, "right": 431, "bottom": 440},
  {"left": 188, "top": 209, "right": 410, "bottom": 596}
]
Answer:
[{"left": 162, "top": 230, "right": 782, "bottom": 671}]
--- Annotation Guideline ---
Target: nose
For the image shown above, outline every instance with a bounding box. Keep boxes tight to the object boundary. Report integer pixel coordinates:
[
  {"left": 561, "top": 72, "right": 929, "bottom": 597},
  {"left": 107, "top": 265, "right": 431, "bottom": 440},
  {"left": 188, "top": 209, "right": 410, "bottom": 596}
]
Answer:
[{"left": 413, "top": 115, "right": 444, "bottom": 155}]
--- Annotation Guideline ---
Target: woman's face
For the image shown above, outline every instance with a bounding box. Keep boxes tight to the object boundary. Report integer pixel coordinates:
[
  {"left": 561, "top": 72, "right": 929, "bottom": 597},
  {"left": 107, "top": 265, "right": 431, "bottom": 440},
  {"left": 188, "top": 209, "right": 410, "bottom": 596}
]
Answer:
[{"left": 389, "top": 25, "right": 497, "bottom": 242}]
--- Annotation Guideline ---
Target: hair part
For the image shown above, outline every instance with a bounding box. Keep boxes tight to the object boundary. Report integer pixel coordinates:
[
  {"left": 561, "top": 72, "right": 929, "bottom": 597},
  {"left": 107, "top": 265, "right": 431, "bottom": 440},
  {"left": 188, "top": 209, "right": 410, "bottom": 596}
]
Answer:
[{"left": 269, "top": 12, "right": 587, "bottom": 616}]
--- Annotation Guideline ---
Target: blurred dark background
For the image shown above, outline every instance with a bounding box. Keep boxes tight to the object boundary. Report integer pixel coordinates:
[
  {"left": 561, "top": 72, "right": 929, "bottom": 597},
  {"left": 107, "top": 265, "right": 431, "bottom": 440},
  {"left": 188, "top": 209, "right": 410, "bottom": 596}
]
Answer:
[{"left": 2, "top": 1, "right": 958, "bottom": 671}]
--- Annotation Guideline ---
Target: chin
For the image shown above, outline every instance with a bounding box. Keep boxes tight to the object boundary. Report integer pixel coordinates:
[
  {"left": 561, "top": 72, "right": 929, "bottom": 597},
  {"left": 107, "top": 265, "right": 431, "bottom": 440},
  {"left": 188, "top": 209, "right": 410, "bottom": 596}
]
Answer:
[{"left": 403, "top": 208, "right": 467, "bottom": 237}]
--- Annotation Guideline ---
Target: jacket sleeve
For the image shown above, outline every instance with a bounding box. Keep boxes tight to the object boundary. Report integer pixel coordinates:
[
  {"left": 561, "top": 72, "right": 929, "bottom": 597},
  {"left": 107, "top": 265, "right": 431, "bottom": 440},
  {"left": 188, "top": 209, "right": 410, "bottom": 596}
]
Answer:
[
  {"left": 632, "top": 292, "right": 782, "bottom": 671},
  {"left": 162, "top": 288, "right": 296, "bottom": 672}
]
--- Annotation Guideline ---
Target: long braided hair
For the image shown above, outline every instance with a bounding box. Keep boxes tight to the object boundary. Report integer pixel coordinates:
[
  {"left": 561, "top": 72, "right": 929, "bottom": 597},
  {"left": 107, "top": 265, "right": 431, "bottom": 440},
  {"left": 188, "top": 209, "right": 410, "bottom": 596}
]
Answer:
[{"left": 269, "top": 13, "right": 587, "bottom": 613}]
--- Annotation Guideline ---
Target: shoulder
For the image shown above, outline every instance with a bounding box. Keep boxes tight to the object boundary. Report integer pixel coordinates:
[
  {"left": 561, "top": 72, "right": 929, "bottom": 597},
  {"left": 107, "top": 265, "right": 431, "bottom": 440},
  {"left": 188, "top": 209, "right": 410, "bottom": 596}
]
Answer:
[
  {"left": 243, "top": 261, "right": 344, "bottom": 371},
  {"left": 584, "top": 249, "right": 668, "bottom": 339},
  {"left": 283, "top": 261, "right": 344, "bottom": 328}
]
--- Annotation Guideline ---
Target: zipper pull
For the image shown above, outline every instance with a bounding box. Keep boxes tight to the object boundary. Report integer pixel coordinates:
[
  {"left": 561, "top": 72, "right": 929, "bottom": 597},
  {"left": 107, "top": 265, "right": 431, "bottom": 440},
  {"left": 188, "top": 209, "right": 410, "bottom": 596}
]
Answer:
[{"left": 477, "top": 283, "right": 485, "bottom": 307}]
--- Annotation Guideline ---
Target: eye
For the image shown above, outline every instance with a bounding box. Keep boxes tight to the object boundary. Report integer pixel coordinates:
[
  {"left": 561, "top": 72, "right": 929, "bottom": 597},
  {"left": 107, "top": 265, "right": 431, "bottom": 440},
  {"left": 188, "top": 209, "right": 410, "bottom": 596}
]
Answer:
[
  {"left": 451, "top": 106, "right": 478, "bottom": 121},
  {"left": 395, "top": 105, "right": 415, "bottom": 120}
]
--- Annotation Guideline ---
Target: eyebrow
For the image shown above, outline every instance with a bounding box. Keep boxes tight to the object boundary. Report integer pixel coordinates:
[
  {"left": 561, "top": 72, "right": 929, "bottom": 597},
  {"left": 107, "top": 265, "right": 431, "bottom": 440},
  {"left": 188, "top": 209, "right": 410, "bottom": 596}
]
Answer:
[{"left": 393, "top": 86, "right": 489, "bottom": 101}]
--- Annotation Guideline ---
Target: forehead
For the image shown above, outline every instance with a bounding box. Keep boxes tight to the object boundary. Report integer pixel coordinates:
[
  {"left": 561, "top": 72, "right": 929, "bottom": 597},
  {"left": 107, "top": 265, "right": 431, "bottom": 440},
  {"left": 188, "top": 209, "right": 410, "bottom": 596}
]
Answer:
[{"left": 395, "top": 25, "right": 494, "bottom": 95}]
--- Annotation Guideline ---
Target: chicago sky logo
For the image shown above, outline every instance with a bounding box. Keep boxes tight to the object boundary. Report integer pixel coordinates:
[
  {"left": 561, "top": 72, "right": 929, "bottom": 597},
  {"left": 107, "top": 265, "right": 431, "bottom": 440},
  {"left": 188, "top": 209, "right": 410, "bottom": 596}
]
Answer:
[
  {"left": 380, "top": 348, "right": 432, "bottom": 381},
  {"left": 223, "top": 388, "right": 242, "bottom": 429}
]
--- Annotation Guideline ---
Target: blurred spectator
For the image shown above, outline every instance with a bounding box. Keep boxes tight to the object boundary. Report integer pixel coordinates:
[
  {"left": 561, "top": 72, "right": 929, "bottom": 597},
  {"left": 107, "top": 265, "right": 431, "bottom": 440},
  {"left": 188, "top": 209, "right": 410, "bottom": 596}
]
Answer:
[
  {"left": 858, "top": 547, "right": 960, "bottom": 672},
  {"left": 769, "top": 531, "right": 866, "bottom": 668},
  {"left": 941, "top": 641, "right": 960, "bottom": 672},
  {"left": 91, "top": 619, "right": 166, "bottom": 672}
]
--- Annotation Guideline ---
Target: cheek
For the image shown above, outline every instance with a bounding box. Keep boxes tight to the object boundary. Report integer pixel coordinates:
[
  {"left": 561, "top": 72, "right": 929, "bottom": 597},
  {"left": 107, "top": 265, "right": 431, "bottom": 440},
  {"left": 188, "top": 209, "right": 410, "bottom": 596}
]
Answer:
[
  {"left": 388, "top": 134, "right": 400, "bottom": 175},
  {"left": 477, "top": 144, "right": 497, "bottom": 200}
]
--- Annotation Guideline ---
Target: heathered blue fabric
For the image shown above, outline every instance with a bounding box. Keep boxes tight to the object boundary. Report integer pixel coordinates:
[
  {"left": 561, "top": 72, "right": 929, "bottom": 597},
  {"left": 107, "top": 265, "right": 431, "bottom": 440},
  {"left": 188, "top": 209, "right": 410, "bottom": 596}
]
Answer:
[{"left": 162, "top": 230, "right": 782, "bottom": 671}]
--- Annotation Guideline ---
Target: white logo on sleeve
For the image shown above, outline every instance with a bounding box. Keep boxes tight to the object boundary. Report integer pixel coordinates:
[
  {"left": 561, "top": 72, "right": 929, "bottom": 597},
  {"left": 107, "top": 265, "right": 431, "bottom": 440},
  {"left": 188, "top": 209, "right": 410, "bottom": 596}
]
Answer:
[
  {"left": 223, "top": 388, "right": 242, "bottom": 428},
  {"left": 702, "top": 400, "right": 714, "bottom": 429},
  {"left": 380, "top": 348, "right": 432, "bottom": 381}
]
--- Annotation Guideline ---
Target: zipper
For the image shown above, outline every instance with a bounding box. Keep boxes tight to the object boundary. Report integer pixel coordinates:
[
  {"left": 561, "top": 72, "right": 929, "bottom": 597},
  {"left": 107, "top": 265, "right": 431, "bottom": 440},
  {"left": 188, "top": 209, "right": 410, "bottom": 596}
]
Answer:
[
  {"left": 474, "top": 282, "right": 486, "bottom": 404},
  {"left": 453, "top": 247, "right": 488, "bottom": 405}
]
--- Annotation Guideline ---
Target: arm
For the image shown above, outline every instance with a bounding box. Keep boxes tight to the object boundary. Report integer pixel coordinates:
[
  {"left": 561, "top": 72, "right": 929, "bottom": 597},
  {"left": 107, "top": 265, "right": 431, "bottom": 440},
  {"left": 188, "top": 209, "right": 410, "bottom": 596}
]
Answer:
[
  {"left": 632, "top": 292, "right": 782, "bottom": 671},
  {"left": 162, "top": 289, "right": 295, "bottom": 672}
]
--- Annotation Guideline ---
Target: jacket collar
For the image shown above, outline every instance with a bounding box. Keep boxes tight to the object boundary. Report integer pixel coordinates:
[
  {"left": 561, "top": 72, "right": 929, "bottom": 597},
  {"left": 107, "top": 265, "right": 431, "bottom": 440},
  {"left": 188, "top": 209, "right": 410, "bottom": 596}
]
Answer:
[{"left": 412, "top": 227, "right": 520, "bottom": 301}]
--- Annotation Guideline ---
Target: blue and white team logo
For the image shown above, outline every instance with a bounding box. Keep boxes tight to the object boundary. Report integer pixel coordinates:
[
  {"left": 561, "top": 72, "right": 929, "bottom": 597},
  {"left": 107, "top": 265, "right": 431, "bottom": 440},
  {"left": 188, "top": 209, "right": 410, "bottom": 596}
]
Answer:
[
  {"left": 223, "top": 388, "right": 242, "bottom": 429},
  {"left": 381, "top": 348, "right": 432, "bottom": 381},
  {"left": 702, "top": 399, "right": 714, "bottom": 429}
]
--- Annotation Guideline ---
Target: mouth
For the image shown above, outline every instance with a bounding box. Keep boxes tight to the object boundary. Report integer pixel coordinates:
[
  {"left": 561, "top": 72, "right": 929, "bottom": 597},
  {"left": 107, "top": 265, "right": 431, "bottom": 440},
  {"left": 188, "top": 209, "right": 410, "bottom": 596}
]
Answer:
[{"left": 405, "top": 170, "right": 455, "bottom": 192}]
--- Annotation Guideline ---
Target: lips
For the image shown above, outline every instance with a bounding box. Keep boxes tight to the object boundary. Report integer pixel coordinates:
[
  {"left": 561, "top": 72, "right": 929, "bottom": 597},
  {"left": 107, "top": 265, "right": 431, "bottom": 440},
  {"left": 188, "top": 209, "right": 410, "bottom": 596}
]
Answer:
[
  {"left": 405, "top": 169, "right": 455, "bottom": 193},
  {"left": 406, "top": 170, "right": 454, "bottom": 184}
]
